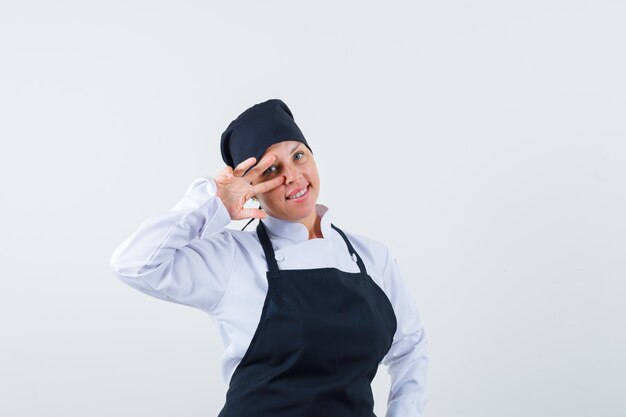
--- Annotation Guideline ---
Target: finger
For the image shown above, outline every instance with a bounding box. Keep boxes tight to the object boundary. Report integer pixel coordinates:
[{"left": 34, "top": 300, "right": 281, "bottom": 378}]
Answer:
[
  {"left": 239, "top": 207, "right": 267, "bottom": 220},
  {"left": 243, "top": 154, "right": 277, "bottom": 181},
  {"left": 232, "top": 157, "right": 257, "bottom": 177},
  {"left": 252, "top": 174, "right": 285, "bottom": 195}
]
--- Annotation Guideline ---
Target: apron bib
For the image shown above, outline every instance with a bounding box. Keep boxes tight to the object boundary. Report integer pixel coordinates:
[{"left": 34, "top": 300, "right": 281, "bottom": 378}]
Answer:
[{"left": 217, "top": 220, "right": 397, "bottom": 417}]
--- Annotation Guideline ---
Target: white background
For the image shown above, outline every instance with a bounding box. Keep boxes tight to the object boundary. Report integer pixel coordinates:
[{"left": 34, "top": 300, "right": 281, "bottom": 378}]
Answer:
[{"left": 1, "top": 1, "right": 624, "bottom": 416}]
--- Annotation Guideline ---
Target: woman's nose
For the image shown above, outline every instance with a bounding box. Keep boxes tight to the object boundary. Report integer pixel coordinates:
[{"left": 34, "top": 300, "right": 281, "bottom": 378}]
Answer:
[{"left": 282, "top": 164, "right": 301, "bottom": 184}]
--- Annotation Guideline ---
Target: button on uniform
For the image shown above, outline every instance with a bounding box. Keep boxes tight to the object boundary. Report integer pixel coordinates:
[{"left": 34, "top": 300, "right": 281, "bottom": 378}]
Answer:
[{"left": 275, "top": 252, "right": 285, "bottom": 262}]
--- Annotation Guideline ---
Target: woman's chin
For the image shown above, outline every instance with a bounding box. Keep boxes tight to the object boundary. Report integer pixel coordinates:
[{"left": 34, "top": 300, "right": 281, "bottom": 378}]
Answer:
[{"left": 282, "top": 200, "right": 317, "bottom": 221}]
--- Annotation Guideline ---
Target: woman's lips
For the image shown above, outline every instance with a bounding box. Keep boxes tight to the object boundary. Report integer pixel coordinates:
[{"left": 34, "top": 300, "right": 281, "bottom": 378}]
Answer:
[{"left": 286, "top": 185, "right": 310, "bottom": 202}]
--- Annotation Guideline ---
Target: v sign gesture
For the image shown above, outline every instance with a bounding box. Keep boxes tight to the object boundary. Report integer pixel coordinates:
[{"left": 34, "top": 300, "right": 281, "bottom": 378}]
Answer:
[{"left": 214, "top": 155, "right": 285, "bottom": 221}]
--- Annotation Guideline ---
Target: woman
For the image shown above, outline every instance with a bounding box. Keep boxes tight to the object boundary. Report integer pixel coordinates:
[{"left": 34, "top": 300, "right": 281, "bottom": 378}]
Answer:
[{"left": 110, "top": 99, "right": 429, "bottom": 417}]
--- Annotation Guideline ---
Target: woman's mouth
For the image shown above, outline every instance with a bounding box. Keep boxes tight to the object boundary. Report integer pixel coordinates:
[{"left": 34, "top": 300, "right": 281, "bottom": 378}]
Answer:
[{"left": 286, "top": 185, "right": 310, "bottom": 202}]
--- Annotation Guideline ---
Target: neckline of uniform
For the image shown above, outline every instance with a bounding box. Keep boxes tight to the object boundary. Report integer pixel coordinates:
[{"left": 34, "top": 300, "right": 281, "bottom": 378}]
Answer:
[{"left": 261, "top": 203, "right": 333, "bottom": 242}]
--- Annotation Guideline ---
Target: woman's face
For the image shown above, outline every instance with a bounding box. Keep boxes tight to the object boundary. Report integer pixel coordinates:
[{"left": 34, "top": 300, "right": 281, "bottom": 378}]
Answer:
[{"left": 249, "top": 140, "right": 320, "bottom": 222}]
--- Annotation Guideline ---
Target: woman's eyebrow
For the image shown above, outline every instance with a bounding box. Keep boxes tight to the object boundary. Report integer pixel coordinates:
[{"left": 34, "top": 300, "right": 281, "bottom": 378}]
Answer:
[{"left": 290, "top": 143, "right": 300, "bottom": 153}]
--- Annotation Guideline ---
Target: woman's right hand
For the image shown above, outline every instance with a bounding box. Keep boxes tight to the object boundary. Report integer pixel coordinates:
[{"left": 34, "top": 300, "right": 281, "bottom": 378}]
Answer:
[{"left": 214, "top": 155, "right": 285, "bottom": 221}]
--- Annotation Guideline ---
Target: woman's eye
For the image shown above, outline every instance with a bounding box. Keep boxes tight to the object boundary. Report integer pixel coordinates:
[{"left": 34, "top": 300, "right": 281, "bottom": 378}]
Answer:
[
  {"left": 264, "top": 166, "right": 277, "bottom": 175},
  {"left": 294, "top": 151, "right": 304, "bottom": 160}
]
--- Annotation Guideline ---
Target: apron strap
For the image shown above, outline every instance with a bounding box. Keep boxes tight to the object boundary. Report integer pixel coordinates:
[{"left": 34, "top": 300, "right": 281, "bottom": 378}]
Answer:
[
  {"left": 256, "top": 220, "right": 280, "bottom": 273},
  {"left": 331, "top": 224, "right": 367, "bottom": 275},
  {"left": 256, "top": 219, "right": 368, "bottom": 276}
]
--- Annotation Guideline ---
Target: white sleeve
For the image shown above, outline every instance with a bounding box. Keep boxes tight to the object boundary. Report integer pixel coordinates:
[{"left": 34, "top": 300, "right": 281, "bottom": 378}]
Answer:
[
  {"left": 380, "top": 246, "right": 430, "bottom": 417},
  {"left": 109, "top": 176, "right": 235, "bottom": 313}
]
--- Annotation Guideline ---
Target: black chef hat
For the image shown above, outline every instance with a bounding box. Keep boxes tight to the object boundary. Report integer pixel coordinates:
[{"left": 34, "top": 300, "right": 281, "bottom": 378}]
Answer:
[{"left": 220, "top": 99, "right": 312, "bottom": 174}]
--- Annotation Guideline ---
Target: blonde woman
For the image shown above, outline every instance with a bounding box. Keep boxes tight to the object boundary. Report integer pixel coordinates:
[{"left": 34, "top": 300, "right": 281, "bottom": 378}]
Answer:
[{"left": 110, "top": 99, "right": 429, "bottom": 417}]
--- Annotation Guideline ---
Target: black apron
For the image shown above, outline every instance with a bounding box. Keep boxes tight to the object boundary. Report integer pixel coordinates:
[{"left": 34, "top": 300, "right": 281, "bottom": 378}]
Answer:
[{"left": 217, "top": 220, "right": 397, "bottom": 417}]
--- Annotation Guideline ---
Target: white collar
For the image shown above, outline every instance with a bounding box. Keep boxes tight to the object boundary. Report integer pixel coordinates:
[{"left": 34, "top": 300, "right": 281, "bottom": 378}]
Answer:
[{"left": 261, "top": 204, "right": 333, "bottom": 242}]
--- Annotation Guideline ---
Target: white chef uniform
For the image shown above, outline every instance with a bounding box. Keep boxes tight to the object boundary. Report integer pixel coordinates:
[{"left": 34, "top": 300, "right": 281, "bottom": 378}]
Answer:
[{"left": 110, "top": 175, "right": 429, "bottom": 417}]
